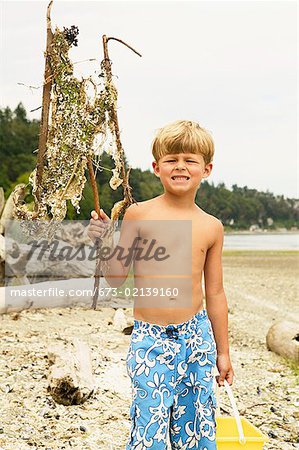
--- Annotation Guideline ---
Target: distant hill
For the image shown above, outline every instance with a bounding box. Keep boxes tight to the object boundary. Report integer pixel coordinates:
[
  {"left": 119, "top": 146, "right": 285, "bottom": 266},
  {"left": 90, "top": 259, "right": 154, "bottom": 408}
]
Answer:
[{"left": 0, "top": 104, "right": 298, "bottom": 230}]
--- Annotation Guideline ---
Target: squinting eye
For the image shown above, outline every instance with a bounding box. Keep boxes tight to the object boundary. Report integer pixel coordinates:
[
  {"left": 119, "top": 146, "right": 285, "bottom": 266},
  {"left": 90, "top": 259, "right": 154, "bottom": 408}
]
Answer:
[{"left": 186, "top": 160, "right": 196, "bottom": 163}]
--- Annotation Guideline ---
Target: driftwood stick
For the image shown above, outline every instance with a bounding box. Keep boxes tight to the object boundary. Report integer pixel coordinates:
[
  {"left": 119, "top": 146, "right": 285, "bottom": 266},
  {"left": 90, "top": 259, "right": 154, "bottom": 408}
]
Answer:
[
  {"left": 34, "top": 0, "right": 54, "bottom": 213},
  {"left": 90, "top": 36, "right": 141, "bottom": 310},
  {"left": 102, "top": 35, "right": 127, "bottom": 181},
  {"left": 106, "top": 37, "right": 142, "bottom": 58},
  {"left": 87, "top": 157, "right": 101, "bottom": 216},
  {"left": 30, "top": 106, "right": 42, "bottom": 113},
  {"left": 102, "top": 35, "right": 140, "bottom": 200},
  {"left": 87, "top": 156, "right": 102, "bottom": 309}
]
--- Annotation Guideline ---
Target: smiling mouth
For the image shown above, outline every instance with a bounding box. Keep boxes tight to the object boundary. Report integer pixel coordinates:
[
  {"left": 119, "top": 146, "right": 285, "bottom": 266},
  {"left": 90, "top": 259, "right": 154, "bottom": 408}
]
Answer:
[{"left": 171, "top": 176, "right": 190, "bottom": 181}]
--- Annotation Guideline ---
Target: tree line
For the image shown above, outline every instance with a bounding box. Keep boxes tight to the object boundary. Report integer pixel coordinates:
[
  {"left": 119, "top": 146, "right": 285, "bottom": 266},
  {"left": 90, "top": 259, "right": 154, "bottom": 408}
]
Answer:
[{"left": 0, "top": 104, "right": 298, "bottom": 230}]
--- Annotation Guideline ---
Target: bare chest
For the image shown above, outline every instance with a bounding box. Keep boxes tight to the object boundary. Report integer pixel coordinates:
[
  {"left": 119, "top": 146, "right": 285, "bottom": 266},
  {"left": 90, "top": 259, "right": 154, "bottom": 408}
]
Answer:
[{"left": 133, "top": 215, "right": 210, "bottom": 275}]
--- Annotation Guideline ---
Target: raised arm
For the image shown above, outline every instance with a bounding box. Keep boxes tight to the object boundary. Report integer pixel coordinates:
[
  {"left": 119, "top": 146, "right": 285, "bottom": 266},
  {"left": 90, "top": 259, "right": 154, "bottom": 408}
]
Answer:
[{"left": 88, "top": 204, "right": 140, "bottom": 288}]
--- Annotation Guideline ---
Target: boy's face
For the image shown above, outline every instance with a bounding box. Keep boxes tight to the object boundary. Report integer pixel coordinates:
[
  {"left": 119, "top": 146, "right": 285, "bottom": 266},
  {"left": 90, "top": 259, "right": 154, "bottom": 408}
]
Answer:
[{"left": 152, "top": 153, "right": 212, "bottom": 195}]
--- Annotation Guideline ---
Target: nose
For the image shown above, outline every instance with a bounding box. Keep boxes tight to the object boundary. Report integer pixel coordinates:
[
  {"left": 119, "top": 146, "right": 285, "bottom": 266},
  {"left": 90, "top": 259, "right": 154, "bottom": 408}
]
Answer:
[{"left": 174, "top": 162, "right": 186, "bottom": 170}]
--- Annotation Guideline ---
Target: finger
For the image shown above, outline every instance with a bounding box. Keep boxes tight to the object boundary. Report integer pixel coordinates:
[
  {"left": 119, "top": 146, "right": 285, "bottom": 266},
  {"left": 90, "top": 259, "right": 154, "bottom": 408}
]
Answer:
[
  {"left": 88, "top": 228, "right": 104, "bottom": 236},
  {"left": 218, "top": 371, "right": 227, "bottom": 387},
  {"left": 88, "top": 228, "right": 105, "bottom": 237},
  {"left": 89, "top": 221, "right": 106, "bottom": 229},
  {"left": 88, "top": 231, "right": 103, "bottom": 241},
  {"left": 90, "top": 218, "right": 105, "bottom": 226},
  {"left": 215, "top": 375, "right": 223, "bottom": 387},
  {"left": 88, "top": 225, "right": 106, "bottom": 233},
  {"left": 91, "top": 210, "right": 98, "bottom": 220},
  {"left": 100, "top": 209, "right": 110, "bottom": 222},
  {"left": 88, "top": 229, "right": 105, "bottom": 239}
]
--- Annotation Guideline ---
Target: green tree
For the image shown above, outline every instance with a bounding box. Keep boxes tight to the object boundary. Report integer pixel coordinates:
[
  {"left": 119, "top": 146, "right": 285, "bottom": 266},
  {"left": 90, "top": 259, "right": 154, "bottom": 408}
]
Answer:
[
  {"left": 0, "top": 104, "right": 39, "bottom": 193},
  {"left": 1, "top": 104, "right": 298, "bottom": 229}
]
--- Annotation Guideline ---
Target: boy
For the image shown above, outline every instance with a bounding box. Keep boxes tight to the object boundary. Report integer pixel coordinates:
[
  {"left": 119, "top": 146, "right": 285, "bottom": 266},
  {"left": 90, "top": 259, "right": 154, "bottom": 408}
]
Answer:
[{"left": 88, "top": 120, "right": 234, "bottom": 449}]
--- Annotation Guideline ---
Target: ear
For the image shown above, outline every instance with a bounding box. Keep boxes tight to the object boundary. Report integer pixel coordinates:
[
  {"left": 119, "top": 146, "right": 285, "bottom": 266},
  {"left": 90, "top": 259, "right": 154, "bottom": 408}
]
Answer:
[
  {"left": 202, "top": 162, "right": 213, "bottom": 179},
  {"left": 152, "top": 160, "right": 160, "bottom": 177}
]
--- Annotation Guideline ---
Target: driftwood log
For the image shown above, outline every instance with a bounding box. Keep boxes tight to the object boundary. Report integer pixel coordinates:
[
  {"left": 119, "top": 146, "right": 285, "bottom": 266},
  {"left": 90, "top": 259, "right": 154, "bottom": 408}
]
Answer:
[
  {"left": 0, "top": 185, "right": 23, "bottom": 234},
  {"left": 0, "top": 277, "right": 116, "bottom": 314},
  {"left": 47, "top": 337, "right": 95, "bottom": 405},
  {"left": 5, "top": 239, "right": 95, "bottom": 284},
  {"left": 1, "top": 212, "right": 103, "bottom": 288},
  {"left": 266, "top": 320, "right": 299, "bottom": 363}
]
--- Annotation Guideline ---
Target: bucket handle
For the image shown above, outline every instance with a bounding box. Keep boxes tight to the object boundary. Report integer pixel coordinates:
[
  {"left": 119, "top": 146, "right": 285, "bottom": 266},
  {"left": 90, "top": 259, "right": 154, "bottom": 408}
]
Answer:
[{"left": 216, "top": 379, "right": 246, "bottom": 445}]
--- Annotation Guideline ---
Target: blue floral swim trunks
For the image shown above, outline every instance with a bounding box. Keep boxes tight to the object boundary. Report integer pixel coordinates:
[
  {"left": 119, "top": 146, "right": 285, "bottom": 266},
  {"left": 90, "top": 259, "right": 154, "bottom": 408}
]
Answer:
[{"left": 126, "top": 309, "right": 217, "bottom": 449}]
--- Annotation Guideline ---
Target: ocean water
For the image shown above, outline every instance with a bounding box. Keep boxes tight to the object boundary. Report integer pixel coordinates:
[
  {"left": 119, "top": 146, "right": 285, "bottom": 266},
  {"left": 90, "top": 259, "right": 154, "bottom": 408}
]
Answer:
[{"left": 223, "top": 233, "right": 299, "bottom": 250}]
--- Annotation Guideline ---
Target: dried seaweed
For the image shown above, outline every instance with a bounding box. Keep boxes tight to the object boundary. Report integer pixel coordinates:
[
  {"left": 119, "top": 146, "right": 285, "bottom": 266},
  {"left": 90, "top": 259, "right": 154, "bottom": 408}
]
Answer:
[
  {"left": 12, "top": 2, "right": 141, "bottom": 309},
  {"left": 14, "top": 26, "right": 105, "bottom": 228},
  {"left": 13, "top": 20, "right": 139, "bottom": 240}
]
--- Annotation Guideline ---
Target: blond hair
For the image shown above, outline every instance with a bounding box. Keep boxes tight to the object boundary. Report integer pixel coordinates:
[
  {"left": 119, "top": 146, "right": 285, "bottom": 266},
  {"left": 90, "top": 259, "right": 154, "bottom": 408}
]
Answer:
[{"left": 152, "top": 120, "right": 214, "bottom": 164}]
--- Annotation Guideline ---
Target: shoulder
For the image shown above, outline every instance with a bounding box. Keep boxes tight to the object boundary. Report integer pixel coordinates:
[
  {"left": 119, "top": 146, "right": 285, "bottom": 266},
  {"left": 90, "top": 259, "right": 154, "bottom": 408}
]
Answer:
[
  {"left": 196, "top": 206, "right": 223, "bottom": 230},
  {"left": 124, "top": 197, "right": 160, "bottom": 220},
  {"left": 123, "top": 202, "right": 141, "bottom": 220},
  {"left": 195, "top": 208, "right": 224, "bottom": 248},
  {"left": 207, "top": 214, "right": 224, "bottom": 234},
  {"left": 124, "top": 199, "right": 154, "bottom": 220},
  {"left": 206, "top": 215, "right": 224, "bottom": 249}
]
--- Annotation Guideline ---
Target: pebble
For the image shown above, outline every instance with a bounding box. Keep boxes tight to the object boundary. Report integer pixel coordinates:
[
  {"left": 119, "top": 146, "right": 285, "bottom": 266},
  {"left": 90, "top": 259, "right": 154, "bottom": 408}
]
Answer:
[{"left": 257, "top": 386, "right": 261, "bottom": 395}]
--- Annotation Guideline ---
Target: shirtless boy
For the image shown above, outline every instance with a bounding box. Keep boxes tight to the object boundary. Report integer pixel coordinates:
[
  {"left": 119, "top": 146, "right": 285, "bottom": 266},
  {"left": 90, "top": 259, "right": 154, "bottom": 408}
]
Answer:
[{"left": 88, "top": 120, "right": 234, "bottom": 449}]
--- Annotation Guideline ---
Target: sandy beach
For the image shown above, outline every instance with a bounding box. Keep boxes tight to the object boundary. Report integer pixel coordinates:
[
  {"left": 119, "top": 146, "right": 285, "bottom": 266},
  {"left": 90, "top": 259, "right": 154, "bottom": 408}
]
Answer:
[{"left": 0, "top": 250, "right": 298, "bottom": 450}]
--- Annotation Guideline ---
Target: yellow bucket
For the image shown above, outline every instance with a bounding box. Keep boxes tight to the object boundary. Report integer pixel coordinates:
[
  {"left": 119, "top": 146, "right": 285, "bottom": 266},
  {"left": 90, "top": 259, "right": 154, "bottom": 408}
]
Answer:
[{"left": 215, "top": 380, "right": 269, "bottom": 449}]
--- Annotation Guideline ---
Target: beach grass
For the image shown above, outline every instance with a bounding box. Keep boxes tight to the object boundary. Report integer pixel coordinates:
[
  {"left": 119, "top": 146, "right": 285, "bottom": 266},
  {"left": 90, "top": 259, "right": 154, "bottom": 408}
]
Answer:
[
  {"left": 285, "top": 358, "right": 299, "bottom": 378},
  {"left": 223, "top": 249, "right": 299, "bottom": 256}
]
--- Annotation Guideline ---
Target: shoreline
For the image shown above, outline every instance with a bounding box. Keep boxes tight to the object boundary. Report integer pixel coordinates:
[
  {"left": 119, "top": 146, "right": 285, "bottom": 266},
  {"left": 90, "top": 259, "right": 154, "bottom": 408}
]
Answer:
[{"left": 224, "top": 230, "right": 298, "bottom": 235}]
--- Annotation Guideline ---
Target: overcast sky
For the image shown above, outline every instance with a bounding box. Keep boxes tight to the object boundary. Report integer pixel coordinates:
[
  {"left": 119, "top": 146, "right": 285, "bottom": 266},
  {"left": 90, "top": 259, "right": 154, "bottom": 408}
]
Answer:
[{"left": 1, "top": 1, "right": 297, "bottom": 198}]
